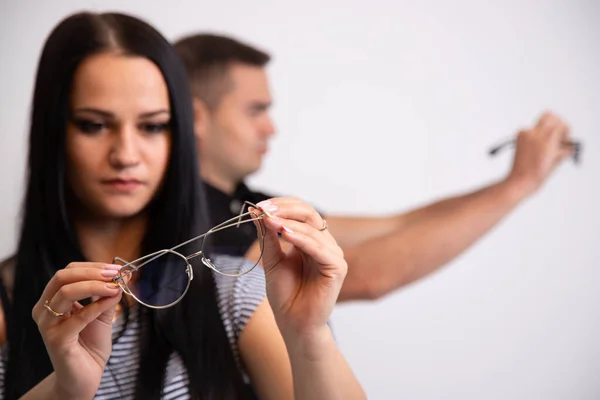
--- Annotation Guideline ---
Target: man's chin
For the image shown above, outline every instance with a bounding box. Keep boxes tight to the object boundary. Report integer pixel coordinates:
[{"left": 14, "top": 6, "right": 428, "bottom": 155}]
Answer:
[{"left": 242, "top": 163, "right": 262, "bottom": 179}]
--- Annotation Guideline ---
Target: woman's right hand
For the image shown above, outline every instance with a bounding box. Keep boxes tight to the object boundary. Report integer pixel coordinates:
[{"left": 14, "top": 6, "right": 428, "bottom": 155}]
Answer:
[{"left": 31, "top": 262, "right": 123, "bottom": 400}]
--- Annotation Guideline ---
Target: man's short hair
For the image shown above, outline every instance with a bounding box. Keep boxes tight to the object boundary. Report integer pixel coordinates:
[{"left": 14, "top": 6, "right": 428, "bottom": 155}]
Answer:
[{"left": 173, "top": 33, "right": 271, "bottom": 109}]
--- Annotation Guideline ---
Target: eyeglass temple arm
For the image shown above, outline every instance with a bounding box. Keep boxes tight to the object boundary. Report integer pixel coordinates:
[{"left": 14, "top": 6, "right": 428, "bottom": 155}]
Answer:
[
  {"left": 114, "top": 202, "right": 266, "bottom": 272},
  {"left": 184, "top": 207, "right": 264, "bottom": 273},
  {"left": 489, "top": 139, "right": 582, "bottom": 164},
  {"left": 181, "top": 209, "right": 264, "bottom": 262},
  {"left": 488, "top": 139, "right": 515, "bottom": 156}
]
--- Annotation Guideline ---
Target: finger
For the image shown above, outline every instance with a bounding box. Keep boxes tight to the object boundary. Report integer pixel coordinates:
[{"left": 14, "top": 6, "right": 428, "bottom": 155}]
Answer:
[
  {"left": 556, "top": 146, "right": 574, "bottom": 164},
  {"left": 560, "top": 120, "right": 572, "bottom": 139},
  {"left": 257, "top": 199, "right": 324, "bottom": 230},
  {"left": 37, "top": 280, "right": 121, "bottom": 328},
  {"left": 96, "top": 294, "right": 123, "bottom": 326},
  {"left": 274, "top": 204, "right": 323, "bottom": 229},
  {"left": 265, "top": 215, "right": 342, "bottom": 257},
  {"left": 33, "top": 265, "right": 122, "bottom": 323},
  {"left": 262, "top": 215, "right": 324, "bottom": 260},
  {"left": 513, "top": 129, "right": 528, "bottom": 147},
  {"left": 39, "top": 264, "right": 121, "bottom": 304},
  {"left": 549, "top": 119, "right": 568, "bottom": 138},
  {"left": 275, "top": 222, "right": 344, "bottom": 270},
  {"left": 255, "top": 198, "right": 308, "bottom": 220},
  {"left": 258, "top": 197, "right": 303, "bottom": 206},
  {"left": 545, "top": 123, "right": 570, "bottom": 158},
  {"left": 262, "top": 228, "right": 287, "bottom": 271},
  {"left": 61, "top": 293, "right": 122, "bottom": 333},
  {"left": 535, "top": 111, "right": 559, "bottom": 132},
  {"left": 252, "top": 212, "right": 286, "bottom": 270}
]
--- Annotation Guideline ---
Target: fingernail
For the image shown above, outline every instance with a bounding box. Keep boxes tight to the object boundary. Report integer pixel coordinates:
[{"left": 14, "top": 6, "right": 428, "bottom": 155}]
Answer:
[
  {"left": 106, "top": 282, "right": 120, "bottom": 289},
  {"left": 263, "top": 204, "right": 278, "bottom": 213},
  {"left": 264, "top": 211, "right": 279, "bottom": 221},
  {"left": 282, "top": 226, "right": 294, "bottom": 234},
  {"left": 257, "top": 200, "right": 272, "bottom": 209},
  {"left": 104, "top": 264, "right": 122, "bottom": 270},
  {"left": 101, "top": 269, "right": 120, "bottom": 277}
]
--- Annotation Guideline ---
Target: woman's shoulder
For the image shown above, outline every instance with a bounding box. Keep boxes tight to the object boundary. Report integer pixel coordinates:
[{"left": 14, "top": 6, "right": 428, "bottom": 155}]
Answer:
[{"left": 208, "top": 254, "right": 267, "bottom": 384}]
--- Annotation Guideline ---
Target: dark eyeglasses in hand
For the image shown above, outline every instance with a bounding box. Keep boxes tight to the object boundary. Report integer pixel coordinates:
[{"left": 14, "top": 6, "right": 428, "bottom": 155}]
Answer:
[{"left": 488, "top": 138, "right": 582, "bottom": 165}]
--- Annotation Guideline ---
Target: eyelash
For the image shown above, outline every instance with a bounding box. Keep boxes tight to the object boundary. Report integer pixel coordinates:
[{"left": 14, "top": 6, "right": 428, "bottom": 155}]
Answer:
[
  {"left": 72, "top": 119, "right": 170, "bottom": 135},
  {"left": 140, "top": 123, "right": 170, "bottom": 134},
  {"left": 73, "top": 120, "right": 105, "bottom": 134}
]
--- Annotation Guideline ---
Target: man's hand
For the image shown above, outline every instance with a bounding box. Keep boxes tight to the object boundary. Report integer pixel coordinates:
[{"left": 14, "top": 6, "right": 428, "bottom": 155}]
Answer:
[{"left": 506, "top": 111, "right": 573, "bottom": 197}]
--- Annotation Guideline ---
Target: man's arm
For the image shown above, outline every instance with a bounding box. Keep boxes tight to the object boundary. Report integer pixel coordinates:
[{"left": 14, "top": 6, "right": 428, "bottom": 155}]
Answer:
[
  {"left": 335, "top": 177, "right": 528, "bottom": 301},
  {"left": 246, "top": 112, "right": 573, "bottom": 302},
  {"left": 332, "top": 111, "right": 574, "bottom": 301},
  {"left": 325, "top": 181, "right": 523, "bottom": 249}
]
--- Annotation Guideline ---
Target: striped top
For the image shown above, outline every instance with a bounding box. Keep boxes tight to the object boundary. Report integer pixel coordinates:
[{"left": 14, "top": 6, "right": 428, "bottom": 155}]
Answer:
[{"left": 0, "top": 255, "right": 267, "bottom": 399}]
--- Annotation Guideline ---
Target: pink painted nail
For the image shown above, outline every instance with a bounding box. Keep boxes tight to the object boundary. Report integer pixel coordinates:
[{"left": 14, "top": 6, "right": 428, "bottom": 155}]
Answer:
[
  {"left": 264, "top": 211, "right": 279, "bottom": 221},
  {"left": 263, "top": 204, "right": 278, "bottom": 213},
  {"left": 104, "top": 264, "right": 122, "bottom": 270},
  {"left": 257, "top": 200, "right": 272, "bottom": 209},
  {"left": 282, "top": 226, "right": 294, "bottom": 234}
]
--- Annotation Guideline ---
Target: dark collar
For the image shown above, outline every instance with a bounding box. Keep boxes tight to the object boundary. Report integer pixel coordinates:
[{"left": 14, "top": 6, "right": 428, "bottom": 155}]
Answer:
[{"left": 204, "top": 181, "right": 269, "bottom": 204}]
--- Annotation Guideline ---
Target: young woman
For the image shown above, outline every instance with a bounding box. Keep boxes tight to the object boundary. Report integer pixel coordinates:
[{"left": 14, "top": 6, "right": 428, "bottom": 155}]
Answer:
[{"left": 0, "top": 11, "right": 365, "bottom": 400}]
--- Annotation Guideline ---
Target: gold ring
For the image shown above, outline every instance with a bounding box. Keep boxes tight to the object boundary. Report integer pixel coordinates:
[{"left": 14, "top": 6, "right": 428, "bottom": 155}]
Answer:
[
  {"left": 319, "top": 219, "right": 328, "bottom": 231},
  {"left": 44, "top": 300, "right": 65, "bottom": 317}
]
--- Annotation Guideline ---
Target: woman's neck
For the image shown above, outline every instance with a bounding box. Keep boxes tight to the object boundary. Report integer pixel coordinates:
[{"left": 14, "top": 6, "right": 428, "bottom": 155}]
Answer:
[{"left": 73, "top": 212, "right": 148, "bottom": 265}]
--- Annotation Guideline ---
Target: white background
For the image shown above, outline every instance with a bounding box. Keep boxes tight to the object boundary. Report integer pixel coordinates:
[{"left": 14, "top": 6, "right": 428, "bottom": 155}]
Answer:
[{"left": 1, "top": 1, "right": 599, "bottom": 398}]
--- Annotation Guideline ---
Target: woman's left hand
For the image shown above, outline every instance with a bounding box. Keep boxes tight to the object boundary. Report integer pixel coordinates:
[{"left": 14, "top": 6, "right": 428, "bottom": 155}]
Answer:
[{"left": 253, "top": 198, "right": 346, "bottom": 338}]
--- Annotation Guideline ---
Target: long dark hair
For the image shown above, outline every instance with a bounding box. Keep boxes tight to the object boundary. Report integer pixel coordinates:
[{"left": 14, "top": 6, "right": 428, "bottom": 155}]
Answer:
[{"left": 4, "top": 12, "right": 247, "bottom": 399}]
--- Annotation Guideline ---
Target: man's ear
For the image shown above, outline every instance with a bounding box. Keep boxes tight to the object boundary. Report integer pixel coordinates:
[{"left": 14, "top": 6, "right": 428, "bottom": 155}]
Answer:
[{"left": 193, "top": 97, "right": 210, "bottom": 140}]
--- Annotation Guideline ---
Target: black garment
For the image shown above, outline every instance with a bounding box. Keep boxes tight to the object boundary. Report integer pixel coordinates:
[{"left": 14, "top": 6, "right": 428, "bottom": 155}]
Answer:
[{"left": 204, "top": 181, "right": 274, "bottom": 256}]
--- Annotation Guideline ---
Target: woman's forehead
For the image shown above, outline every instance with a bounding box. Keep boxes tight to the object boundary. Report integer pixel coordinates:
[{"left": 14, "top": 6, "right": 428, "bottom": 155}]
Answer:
[{"left": 70, "top": 52, "right": 170, "bottom": 114}]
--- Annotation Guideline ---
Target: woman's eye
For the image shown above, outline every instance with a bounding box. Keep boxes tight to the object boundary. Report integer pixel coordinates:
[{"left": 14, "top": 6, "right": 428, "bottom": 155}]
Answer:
[
  {"left": 73, "top": 119, "right": 105, "bottom": 134},
  {"left": 141, "top": 122, "right": 170, "bottom": 134}
]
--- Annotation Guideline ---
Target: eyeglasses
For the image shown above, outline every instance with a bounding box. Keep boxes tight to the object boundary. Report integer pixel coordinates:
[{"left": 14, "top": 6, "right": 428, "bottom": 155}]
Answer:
[
  {"left": 111, "top": 201, "right": 266, "bottom": 309},
  {"left": 488, "top": 138, "right": 583, "bottom": 165}
]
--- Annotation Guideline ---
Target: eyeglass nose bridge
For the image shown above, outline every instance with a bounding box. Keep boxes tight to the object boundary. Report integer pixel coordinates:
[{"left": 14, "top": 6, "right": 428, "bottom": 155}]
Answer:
[
  {"left": 184, "top": 248, "right": 221, "bottom": 274},
  {"left": 201, "top": 256, "right": 219, "bottom": 272},
  {"left": 184, "top": 260, "right": 194, "bottom": 281},
  {"left": 159, "top": 249, "right": 195, "bottom": 282}
]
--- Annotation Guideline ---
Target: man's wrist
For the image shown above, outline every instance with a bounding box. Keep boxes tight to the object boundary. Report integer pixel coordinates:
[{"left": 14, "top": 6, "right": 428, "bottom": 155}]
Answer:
[{"left": 500, "top": 175, "right": 537, "bottom": 204}]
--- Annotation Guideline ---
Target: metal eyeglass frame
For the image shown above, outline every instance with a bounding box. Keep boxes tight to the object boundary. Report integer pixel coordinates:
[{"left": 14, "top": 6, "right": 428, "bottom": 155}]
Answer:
[
  {"left": 488, "top": 138, "right": 582, "bottom": 165},
  {"left": 111, "top": 201, "right": 266, "bottom": 309}
]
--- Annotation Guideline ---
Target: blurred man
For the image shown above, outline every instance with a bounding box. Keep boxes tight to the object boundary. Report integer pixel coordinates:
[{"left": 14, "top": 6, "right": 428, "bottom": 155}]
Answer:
[{"left": 174, "top": 34, "right": 574, "bottom": 302}]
